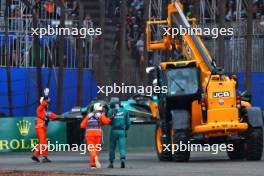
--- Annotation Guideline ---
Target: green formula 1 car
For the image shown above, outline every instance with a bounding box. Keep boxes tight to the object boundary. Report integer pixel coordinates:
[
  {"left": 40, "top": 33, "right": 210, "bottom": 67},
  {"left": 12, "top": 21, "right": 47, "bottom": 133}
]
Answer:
[
  {"left": 120, "top": 94, "right": 158, "bottom": 124},
  {"left": 61, "top": 94, "right": 158, "bottom": 124}
]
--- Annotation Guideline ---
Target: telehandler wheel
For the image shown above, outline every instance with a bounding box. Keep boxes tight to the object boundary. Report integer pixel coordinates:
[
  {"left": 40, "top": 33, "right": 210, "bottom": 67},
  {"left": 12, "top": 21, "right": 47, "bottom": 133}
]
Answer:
[
  {"left": 245, "top": 128, "right": 263, "bottom": 161},
  {"left": 155, "top": 125, "right": 172, "bottom": 161},
  {"left": 226, "top": 141, "right": 245, "bottom": 160},
  {"left": 172, "top": 130, "right": 190, "bottom": 162}
]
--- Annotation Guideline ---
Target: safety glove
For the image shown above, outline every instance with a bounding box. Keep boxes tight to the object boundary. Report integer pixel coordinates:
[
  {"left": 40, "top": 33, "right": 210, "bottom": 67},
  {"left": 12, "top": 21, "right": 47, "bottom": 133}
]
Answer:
[{"left": 44, "top": 88, "right": 49, "bottom": 97}]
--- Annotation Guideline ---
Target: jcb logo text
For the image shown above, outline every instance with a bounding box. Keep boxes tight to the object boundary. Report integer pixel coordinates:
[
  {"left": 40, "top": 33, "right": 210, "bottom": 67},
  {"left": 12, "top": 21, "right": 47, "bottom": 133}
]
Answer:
[{"left": 213, "top": 91, "right": 230, "bottom": 98}]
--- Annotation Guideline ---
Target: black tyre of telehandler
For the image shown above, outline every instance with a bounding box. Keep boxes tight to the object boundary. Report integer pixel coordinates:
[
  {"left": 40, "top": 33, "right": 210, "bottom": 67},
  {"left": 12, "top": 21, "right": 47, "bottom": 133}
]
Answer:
[
  {"left": 155, "top": 125, "right": 172, "bottom": 161},
  {"left": 245, "top": 128, "right": 263, "bottom": 161},
  {"left": 172, "top": 130, "right": 190, "bottom": 162},
  {"left": 226, "top": 140, "right": 246, "bottom": 160}
]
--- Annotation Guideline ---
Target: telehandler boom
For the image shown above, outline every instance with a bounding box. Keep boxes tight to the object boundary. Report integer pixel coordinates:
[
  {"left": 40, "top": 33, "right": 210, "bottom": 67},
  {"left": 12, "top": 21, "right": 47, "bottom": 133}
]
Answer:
[{"left": 146, "top": 0, "right": 263, "bottom": 161}]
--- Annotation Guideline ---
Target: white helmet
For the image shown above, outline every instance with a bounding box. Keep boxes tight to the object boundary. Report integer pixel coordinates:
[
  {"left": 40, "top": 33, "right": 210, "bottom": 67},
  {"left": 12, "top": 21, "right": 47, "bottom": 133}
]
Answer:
[{"left": 93, "top": 102, "right": 103, "bottom": 111}]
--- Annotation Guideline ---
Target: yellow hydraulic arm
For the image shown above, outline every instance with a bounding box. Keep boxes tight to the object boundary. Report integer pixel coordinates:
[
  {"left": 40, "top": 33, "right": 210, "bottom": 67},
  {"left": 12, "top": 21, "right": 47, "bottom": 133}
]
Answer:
[
  {"left": 146, "top": 0, "right": 249, "bottom": 135},
  {"left": 146, "top": 0, "right": 218, "bottom": 90}
]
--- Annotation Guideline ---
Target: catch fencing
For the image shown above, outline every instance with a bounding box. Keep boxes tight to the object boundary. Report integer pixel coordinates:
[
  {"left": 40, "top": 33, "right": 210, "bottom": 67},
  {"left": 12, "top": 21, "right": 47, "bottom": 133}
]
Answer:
[
  {"left": 202, "top": 21, "right": 264, "bottom": 72},
  {"left": 0, "top": 0, "right": 93, "bottom": 69}
]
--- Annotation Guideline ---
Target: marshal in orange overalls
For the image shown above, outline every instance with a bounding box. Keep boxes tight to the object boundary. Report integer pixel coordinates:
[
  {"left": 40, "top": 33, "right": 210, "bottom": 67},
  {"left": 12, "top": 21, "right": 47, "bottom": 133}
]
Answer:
[
  {"left": 80, "top": 111, "right": 111, "bottom": 167},
  {"left": 33, "top": 99, "right": 59, "bottom": 157}
]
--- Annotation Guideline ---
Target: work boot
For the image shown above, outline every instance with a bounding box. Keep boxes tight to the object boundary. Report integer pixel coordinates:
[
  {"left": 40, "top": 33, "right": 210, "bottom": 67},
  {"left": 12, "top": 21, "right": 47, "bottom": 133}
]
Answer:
[
  {"left": 94, "top": 156, "right": 101, "bottom": 168},
  {"left": 31, "top": 155, "right": 40, "bottom": 162},
  {"left": 121, "top": 159, "right": 125, "bottom": 168},
  {"left": 108, "top": 162, "right": 114, "bottom": 168},
  {"left": 42, "top": 156, "right": 51, "bottom": 163}
]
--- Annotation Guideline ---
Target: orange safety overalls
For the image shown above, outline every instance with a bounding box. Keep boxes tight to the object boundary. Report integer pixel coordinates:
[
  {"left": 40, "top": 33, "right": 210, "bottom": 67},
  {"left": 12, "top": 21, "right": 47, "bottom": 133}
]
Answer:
[
  {"left": 33, "top": 99, "right": 58, "bottom": 157},
  {"left": 80, "top": 111, "right": 111, "bottom": 167}
]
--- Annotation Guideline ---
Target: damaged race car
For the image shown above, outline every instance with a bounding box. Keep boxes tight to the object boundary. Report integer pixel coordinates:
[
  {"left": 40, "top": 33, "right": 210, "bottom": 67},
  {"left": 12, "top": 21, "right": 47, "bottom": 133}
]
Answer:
[
  {"left": 120, "top": 94, "right": 158, "bottom": 124},
  {"left": 60, "top": 94, "right": 158, "bottom": 124}
]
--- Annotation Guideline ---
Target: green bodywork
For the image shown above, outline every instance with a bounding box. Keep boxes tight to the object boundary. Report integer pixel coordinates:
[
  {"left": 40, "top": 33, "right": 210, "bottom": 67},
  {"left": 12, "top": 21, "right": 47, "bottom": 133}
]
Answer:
[{"left": 62, "top": 95, "right": 157, "bottom": 124}]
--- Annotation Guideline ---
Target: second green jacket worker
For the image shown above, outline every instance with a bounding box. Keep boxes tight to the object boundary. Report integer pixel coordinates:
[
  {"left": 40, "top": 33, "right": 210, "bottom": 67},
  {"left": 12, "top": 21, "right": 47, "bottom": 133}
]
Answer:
[{"left": 108, "top": 104, "right": 131, "bottom": 168}]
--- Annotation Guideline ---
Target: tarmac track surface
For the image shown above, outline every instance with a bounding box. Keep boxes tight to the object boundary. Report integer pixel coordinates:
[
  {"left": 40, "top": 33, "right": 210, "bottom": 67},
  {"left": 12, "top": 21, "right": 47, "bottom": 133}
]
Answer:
[{"left": 0, "top": 150, "right": 263, "bottom": 176}]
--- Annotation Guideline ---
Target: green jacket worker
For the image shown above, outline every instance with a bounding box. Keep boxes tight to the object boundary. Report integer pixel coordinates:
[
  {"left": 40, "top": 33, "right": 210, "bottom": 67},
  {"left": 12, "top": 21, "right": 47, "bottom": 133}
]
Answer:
[{"left": 108, "top": 97, "right": 131, "bottom": 168}]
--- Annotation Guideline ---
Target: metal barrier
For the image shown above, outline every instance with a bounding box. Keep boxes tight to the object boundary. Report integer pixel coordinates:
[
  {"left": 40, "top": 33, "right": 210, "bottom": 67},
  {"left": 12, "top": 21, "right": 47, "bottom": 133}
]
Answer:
[
  {"left": 0, "top": 0, "right": 93, "bottom": 69},
  {"left": 202, "top": 21, "right": 264, "bottom": 72},
  {"left": 204, "top": 37, "right": 264, "bottom": 72}
]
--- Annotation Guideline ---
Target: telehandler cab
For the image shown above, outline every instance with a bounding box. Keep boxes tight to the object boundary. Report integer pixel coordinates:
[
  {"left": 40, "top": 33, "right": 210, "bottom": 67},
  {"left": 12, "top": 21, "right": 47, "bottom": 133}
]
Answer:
[{"left": 145, "top": 0, "right": 263, "bottom": 162}]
